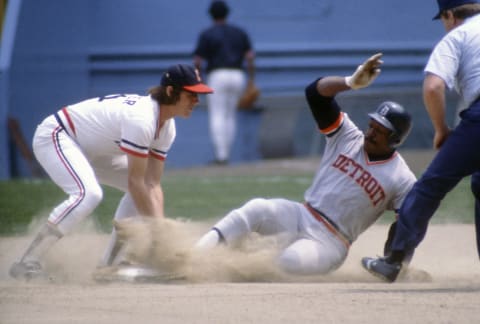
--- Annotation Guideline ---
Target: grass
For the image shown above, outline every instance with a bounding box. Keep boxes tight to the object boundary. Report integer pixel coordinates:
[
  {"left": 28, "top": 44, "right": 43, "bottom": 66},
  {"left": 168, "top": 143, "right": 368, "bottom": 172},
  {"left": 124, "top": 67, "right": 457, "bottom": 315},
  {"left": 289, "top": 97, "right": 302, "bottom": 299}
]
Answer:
[
  {"left": 0, "top": 172, "right": 475, "bottom": 235},
  {"left": 0, "top": 174, "right": 307, "bottom": 235}
]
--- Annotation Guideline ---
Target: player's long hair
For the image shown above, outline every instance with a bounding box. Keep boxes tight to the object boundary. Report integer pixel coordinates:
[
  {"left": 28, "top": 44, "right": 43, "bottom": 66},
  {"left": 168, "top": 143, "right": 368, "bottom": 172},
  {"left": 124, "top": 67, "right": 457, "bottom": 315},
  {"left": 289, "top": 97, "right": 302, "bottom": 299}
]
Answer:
[
  {"left": 441, "top": 3, "right": 480, "bottom": 19},
  {"left": 148, "top": 85, "right": 182, "bottom": 105}
]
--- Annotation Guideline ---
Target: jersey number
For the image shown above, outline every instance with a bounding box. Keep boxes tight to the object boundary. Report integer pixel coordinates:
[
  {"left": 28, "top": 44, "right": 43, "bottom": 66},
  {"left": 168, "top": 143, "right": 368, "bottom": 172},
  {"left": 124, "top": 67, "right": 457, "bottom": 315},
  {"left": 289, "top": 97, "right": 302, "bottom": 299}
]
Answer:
[{"left": 98, "top": 94, "right": 138, "bottom": 106}]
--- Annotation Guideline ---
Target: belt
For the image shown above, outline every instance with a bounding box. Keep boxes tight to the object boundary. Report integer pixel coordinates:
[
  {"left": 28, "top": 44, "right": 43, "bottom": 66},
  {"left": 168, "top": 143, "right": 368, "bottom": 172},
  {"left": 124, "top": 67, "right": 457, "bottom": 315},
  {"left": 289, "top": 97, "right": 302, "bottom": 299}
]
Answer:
[
  {"left": 304, "top": 202, "right": 352, "bottom": 249},
  {"left": 54, "top": 107, "right": 76, "bottom": 137}
]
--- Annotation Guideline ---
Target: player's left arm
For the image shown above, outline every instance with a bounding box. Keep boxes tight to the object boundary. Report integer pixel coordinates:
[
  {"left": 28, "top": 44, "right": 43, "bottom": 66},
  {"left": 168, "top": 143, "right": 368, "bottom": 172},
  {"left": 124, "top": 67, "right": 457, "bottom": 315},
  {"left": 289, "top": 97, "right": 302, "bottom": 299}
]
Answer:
[
  {"left": 126, "top": 154, "right": 164, "bottom": 218},
  {"left": 304, "top": 78, "right": 344, "bottom": 134},
  {"left": 304, "top": 53, "right": 383, "bottom": 134},
  {"left": 312, "top": 52, "right": 383, "bottom": 97},
  {"left": 144, "top": 155, "right": 165, "bottom": 218},
  {"left": 245, "top": 49, "right": 255, "bottom": 81}
]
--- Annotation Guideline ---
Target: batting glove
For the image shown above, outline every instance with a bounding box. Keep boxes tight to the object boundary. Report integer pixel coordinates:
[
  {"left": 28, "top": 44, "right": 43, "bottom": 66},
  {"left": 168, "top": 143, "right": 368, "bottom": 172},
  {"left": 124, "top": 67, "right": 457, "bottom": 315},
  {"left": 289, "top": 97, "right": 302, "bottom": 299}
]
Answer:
[{"left": 345, "top": 53, "right": 383, "bottom": 90}]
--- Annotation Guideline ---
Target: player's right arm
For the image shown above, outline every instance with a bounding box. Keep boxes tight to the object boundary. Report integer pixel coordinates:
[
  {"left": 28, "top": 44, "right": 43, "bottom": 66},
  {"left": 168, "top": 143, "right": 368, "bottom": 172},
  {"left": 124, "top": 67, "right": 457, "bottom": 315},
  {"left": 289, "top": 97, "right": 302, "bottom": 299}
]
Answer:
[
  {"left": 193, "top": 32, "right": 208, "bottom": 73},
  {"left": 144, "top": 154, "right": 166, "bottom": 218},
  {"left": 126, "top": 154, "right": 163, "bottom": 218},
  {"left": 423, "top": 73, "right": 450, "bottom": 149},
  {"left": 305, "top": 53, "right": 383, "bottom": 134}
]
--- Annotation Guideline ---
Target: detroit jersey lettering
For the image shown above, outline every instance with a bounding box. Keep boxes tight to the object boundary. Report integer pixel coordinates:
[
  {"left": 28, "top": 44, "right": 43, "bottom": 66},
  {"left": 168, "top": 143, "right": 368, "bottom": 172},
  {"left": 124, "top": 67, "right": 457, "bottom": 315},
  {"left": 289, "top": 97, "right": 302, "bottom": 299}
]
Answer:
[
  {"left": 304, "top": 113, "right": 415, "bottom": 242},
  {"left": 332, "top": 154, "right": 386, "bottom": 206}
]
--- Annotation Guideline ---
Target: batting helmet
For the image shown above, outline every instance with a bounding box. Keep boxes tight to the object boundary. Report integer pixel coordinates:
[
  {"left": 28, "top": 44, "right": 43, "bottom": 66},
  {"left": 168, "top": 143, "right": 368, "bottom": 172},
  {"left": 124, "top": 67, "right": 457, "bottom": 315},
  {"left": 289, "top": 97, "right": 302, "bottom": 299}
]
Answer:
[{"left": 368, "top": 101, "right": 412, "bottom": 148}]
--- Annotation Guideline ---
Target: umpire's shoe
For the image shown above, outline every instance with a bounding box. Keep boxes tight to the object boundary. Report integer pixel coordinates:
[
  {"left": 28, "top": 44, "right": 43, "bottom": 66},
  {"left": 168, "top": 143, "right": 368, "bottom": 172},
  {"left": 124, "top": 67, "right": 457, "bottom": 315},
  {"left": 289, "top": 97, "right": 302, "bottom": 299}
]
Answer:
[
  {"left": 9, "top": 260, "right": 45, "bottom": 281},
  {"left": 361, "top": 257, "right": 402, "bottom": 282}
]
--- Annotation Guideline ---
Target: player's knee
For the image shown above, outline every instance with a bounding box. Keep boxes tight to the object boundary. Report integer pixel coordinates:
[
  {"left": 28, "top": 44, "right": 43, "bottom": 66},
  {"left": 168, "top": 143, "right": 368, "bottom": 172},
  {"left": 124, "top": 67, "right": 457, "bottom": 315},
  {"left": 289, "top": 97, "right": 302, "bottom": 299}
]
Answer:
[
  {"left": 83, "top": 185, "right": 103, "bottom": 210},
  {"left": 241, "top": 198, "right": 271, "bottom": 227},
  {"left": 242, "top": 198, "right": 270, "bottom": 216},
  {"left": 278, "top": 249, "right": 330, "bottom": 275},
  {"left": 244, "top": 197, "right": 268, "bottom": 207},
  {"left": 278, "top": 249, "right": 304, "bottom": 274},
  {"left": 213, "top": 210, "right": 249, "bottom": 245},
  {"left": 278, "top": 239, "right": 344, "bottom": 275},
  {"left": 53, "top": 185, "right": 103, "bottom": 235}
]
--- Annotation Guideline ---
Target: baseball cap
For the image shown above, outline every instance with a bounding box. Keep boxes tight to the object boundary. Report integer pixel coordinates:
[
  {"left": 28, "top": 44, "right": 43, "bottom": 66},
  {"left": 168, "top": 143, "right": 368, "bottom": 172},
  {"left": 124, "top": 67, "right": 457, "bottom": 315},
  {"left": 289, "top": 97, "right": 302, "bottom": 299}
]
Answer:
[
  {"left": 432, "top": 0, "right": 480, "bottom": 19},
  {"left": 161, "top": 64, "right": 213, "bottom": 94}
]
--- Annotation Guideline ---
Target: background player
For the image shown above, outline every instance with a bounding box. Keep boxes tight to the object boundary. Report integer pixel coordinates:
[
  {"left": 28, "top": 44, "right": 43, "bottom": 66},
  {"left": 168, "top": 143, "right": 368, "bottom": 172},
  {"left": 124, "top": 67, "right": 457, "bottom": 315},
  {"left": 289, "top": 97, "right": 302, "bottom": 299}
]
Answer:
[
  {"left": 195, "top": 54, "right": 416, "bottom": 275},
  {"left": 193, "top": 0, "right": 255, "bottom": 165},
  {"left": 9, "top": 64, "right": 213, "bottom": 280},
  {"left": 362, "top": 0, "right": 480, "bottom": 282}
]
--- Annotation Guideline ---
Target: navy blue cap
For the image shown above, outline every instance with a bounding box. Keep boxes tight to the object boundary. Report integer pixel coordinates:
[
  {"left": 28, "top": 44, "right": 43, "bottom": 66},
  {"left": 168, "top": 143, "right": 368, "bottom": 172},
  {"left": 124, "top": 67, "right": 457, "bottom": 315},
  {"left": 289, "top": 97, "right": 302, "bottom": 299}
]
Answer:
[
  {"left": 433, "top": 0, "right": 480, "bottom": 19},
  {"left": 161, "top": 64, "right": 213, "bottom": 94}
]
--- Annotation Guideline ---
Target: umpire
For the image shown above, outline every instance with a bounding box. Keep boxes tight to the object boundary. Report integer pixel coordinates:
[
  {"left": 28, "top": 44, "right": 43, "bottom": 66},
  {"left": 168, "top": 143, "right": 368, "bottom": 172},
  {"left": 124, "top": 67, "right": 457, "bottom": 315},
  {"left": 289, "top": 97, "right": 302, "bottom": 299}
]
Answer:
[{"left": 363, "top": 0, "right": 480, "bottom": 282}]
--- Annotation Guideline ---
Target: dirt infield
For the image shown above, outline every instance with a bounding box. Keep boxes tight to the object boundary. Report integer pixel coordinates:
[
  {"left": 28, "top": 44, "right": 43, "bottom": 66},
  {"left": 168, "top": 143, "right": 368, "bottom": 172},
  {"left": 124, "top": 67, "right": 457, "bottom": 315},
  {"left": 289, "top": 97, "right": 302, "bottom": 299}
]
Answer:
[
  {"left": 1, "top": 223, "right": 479, "bottom": 324},
  {"left": 1, "top": 152, "right": 479, "bottom": 324}
]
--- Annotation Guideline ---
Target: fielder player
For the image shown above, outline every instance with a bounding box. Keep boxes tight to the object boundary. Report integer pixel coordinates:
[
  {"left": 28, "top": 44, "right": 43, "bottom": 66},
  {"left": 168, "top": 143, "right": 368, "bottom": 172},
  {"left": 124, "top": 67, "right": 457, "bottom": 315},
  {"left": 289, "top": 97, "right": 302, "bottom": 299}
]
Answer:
[
  {"left": 9, "top": 64, "right": 213, "bottom": 280},
  {"left": 193, "top": 0, "right": 255, "bottom": 165},
  {"left": 362, "top": 0, "right": 480, "bottom": 282},
  {"left": 195, "top": 54, "right": 417, "bottom": 275}
]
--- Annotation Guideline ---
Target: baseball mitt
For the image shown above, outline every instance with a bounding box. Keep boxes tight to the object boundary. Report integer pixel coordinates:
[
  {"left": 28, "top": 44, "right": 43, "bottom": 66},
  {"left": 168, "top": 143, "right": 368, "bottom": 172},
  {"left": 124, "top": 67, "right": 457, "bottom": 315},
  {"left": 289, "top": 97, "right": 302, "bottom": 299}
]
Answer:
[{"left": 238, "top": 81, "right": 260, "bottom": 110}]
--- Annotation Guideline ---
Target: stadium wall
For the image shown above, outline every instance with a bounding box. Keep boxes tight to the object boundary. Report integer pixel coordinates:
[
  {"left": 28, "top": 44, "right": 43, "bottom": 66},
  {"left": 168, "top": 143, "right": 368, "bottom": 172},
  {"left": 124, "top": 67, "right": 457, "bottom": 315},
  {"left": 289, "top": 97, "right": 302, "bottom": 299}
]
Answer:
[{"left": 1, "top": 0, "right": 448, "bottom": 178}]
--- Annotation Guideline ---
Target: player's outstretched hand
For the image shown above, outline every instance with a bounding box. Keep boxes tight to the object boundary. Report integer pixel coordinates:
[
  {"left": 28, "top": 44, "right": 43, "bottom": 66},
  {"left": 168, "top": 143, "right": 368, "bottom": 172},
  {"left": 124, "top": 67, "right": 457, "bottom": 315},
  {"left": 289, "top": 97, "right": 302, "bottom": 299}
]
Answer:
[{"left": 345, "top": 53, "right": 383, "bottom": 90}]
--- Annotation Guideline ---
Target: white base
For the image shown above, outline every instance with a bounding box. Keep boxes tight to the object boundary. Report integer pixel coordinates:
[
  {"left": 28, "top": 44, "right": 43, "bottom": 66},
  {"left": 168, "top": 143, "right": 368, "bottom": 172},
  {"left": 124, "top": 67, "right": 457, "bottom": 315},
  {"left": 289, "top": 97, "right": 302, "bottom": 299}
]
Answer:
[{"left": 93, "top": 265, "right": 186, "bottom": 283}]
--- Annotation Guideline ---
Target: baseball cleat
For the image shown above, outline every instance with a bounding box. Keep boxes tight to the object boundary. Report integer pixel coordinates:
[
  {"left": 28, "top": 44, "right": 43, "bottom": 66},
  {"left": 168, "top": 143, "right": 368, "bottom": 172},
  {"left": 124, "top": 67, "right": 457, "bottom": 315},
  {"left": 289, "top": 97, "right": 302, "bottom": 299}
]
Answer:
[
  {"left": 361, "top": 256, "right": 402, "bottom": 283},
  {"left": 9, "top": 260, "right": 46, "bottom": 281}
]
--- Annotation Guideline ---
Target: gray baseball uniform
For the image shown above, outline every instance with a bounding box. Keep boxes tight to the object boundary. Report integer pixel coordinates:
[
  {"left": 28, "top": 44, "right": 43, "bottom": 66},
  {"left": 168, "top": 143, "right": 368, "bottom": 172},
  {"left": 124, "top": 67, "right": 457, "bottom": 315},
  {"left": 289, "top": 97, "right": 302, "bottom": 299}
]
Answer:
[{"left": 210, "top": 87, "right": 416, "bottom": 275}]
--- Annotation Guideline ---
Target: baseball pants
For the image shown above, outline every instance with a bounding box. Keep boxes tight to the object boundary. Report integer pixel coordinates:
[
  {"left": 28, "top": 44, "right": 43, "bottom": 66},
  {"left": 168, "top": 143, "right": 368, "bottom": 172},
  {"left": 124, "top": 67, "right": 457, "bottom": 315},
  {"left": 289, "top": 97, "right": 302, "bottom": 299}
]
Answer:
[
  {"left": 392, "top": 98, "right": 480, "bottom": 258},
  {"left": 33, "top": 115, "right": 139, "bottom": 246},
  {"left": 213, "top": 198, "right": 348, "bottom": 275},
  {"left": 206, "top": 69, "right": 246, "bottom": 161}
]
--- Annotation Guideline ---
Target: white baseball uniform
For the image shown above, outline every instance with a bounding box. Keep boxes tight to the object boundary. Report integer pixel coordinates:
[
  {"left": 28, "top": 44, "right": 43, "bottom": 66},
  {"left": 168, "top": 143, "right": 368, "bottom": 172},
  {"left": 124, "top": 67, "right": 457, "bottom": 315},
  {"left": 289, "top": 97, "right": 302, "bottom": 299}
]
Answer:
[
  {"left": 206, "top": 69, "right": 247, "bottom": 161},
  {"left": 33, "top": 94, "right": 176, "bottom": 235},
  {"left": 211, "top": 97, "right": 416, "bottom": 275}
]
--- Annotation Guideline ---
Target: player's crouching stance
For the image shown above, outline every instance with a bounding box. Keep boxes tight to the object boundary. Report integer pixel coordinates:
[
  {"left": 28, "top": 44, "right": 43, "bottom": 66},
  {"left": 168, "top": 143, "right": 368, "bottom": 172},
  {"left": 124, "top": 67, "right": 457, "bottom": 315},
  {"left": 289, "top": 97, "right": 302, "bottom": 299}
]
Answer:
[
  {"left": 195, "top": 53, "right": 417, "bottom": 276},
  {"left": 9, "top": 64, "right": 213, "bottom": 281}
]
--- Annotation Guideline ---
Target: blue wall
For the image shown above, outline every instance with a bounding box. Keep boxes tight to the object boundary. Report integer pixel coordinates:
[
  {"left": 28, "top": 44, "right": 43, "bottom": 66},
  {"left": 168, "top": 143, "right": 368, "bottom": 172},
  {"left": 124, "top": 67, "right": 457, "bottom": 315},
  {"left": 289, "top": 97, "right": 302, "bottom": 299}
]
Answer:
[{"left": 1, "top": 0, "right": 445, "bottom": 178}]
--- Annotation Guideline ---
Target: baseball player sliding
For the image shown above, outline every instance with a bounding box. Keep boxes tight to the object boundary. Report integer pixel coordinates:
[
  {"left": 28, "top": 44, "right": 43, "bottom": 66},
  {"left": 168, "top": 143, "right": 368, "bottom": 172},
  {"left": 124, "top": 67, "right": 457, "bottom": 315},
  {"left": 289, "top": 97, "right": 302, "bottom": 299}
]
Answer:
[
  {"left": 195, "top": 54, "right": 417, "bottom": 275},
  {"left": 9, "top": 64, "right": 213, "bottom": 281}
]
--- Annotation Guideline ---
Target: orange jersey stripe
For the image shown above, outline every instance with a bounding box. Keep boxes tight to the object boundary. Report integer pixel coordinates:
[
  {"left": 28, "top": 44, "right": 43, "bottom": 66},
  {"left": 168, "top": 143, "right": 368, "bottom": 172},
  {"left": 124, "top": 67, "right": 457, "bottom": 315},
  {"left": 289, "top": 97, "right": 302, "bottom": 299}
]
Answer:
[
  {"left": 320, "top": 112, "right": 344, "bottom": 135},
  {"left": 120, "top": 147, "right": 148, "bottom": 158},
  {"left": 149, "top": 151, "right": 166, "bottom": 161}
]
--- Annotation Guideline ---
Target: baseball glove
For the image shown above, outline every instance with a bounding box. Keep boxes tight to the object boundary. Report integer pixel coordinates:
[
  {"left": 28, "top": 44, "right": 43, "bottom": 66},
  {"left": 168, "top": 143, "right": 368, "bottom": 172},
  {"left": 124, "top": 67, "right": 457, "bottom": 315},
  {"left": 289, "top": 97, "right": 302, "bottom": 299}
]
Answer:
[{"left": 238, "top": 81, "right": 260, "bottom": 110}]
